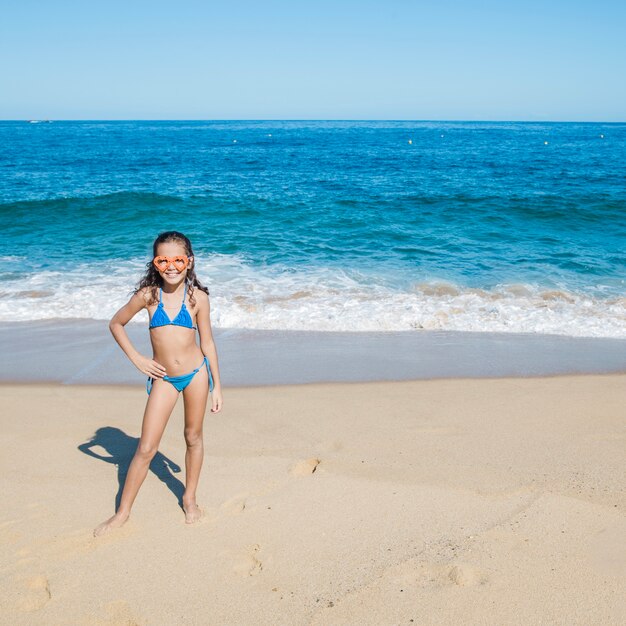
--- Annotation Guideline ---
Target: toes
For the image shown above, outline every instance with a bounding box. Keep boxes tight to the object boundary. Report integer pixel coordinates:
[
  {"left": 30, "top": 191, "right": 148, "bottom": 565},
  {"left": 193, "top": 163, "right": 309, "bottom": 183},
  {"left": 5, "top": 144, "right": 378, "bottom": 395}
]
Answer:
[
  {"left": 183, "top": 504, "right": 203, "bottom": 524},
  {"left": 93, "top": 522, "right": 109, "bottom": 537}
]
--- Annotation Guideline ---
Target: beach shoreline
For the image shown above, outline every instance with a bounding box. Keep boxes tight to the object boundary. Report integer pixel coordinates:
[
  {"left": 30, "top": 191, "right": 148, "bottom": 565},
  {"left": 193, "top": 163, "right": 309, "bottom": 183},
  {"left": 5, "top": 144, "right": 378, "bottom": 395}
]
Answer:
[{"left": 1, "top": 320, "right": 625, "bottom": 387}]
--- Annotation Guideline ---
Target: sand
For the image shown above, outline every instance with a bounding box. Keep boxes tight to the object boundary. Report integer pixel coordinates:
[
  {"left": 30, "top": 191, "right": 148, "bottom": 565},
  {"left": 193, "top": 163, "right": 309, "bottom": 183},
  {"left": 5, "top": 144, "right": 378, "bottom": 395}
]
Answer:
[{"left": 0, "top": 375, "right": 625, "bottom": 625}]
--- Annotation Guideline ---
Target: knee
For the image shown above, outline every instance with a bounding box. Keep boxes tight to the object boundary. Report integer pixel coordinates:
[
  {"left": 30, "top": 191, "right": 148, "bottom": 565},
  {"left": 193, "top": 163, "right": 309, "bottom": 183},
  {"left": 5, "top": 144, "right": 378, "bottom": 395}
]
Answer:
[
  {"left": 135, "top": 441, "right": 158, "bottom": 461},
  {"left": 184, "top": 428, "right": 203, "bottom": 448}
]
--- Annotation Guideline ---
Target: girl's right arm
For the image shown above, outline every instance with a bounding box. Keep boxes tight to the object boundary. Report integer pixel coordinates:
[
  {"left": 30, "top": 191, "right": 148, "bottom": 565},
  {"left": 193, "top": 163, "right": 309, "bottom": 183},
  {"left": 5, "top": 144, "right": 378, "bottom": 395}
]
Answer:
[{"left": 109, "top": 289, "right": 167, "bottom": 379}]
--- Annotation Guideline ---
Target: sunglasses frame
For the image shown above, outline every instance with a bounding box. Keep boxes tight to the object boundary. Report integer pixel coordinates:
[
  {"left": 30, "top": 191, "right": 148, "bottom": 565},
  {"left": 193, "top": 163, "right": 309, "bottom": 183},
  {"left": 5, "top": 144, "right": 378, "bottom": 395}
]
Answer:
[{"left": 153, "top": 255, "right": 190, "bottom": 272}]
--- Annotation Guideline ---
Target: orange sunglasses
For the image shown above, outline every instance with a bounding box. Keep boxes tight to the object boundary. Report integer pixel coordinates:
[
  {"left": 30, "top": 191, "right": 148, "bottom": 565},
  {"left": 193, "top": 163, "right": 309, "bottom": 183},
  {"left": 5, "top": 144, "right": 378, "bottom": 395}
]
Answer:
[{"left": 153, "top": 255, "right": 190, "bottom": 272}]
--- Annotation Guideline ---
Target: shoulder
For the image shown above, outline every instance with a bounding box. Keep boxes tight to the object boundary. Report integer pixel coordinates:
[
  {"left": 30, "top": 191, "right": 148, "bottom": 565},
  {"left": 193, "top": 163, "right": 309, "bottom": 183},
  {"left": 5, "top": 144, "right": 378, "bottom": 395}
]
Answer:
[
  {"left": 134, "top": 286, "right": 155, "bottom": 306},
  {"left": 193, "top": 288, "right": 210, "bottom": 306}
]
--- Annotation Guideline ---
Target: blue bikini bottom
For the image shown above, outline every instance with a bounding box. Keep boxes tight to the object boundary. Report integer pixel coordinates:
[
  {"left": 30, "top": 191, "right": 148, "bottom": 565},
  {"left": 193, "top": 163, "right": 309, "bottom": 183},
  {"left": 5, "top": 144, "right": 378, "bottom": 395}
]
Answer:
[{"left": 147, "top": 356, "right": 214, "bottom": 395}]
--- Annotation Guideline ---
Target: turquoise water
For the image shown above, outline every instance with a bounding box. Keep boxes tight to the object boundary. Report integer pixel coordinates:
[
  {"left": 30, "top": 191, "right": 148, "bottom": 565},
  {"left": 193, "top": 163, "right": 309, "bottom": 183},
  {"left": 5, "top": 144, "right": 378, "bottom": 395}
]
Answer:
[{"left": 1, "top": 120, "right": 624, "bottom": 336}]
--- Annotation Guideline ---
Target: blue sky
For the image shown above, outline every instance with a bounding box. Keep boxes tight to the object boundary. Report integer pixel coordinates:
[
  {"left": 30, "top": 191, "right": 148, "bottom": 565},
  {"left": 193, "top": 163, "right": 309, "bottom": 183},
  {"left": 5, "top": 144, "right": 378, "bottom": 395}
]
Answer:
[{"left": 1, "top": 0, "right": 625, "bottom": 120}]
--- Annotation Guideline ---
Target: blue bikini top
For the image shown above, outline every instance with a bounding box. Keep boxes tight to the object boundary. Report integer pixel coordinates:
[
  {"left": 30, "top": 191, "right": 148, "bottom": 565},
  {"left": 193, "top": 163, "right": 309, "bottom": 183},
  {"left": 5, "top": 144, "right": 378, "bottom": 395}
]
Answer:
[{"left": 149, "top": 286, "right": 196, "bottom": 330}]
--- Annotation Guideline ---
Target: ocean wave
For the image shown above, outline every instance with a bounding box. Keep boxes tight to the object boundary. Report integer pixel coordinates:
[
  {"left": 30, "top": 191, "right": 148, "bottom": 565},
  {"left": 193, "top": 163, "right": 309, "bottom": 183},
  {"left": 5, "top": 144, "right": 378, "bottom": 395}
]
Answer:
[
  {"left": 0, "top": 191, "right": 188, "bottom": 213},
  {"left": 0, "top": 256, "right": 624, "bottom": 338}
]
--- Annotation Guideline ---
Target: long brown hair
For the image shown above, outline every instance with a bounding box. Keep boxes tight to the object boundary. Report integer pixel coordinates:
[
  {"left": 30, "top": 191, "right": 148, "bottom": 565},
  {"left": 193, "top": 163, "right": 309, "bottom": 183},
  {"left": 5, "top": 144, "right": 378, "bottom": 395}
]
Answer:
[{"left": 135, "top": 231, "right": 209, "bottom": 306}]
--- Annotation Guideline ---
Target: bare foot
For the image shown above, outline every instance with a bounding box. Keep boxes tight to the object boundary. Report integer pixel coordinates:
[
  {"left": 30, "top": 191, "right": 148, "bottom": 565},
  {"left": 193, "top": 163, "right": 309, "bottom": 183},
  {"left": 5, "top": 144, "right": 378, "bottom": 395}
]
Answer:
[
  {"left": 93, "top": 512, "right": 129, "bottom": 537},
  {"left": 182, "top": 501, "right": 203, "bottom": 524}
]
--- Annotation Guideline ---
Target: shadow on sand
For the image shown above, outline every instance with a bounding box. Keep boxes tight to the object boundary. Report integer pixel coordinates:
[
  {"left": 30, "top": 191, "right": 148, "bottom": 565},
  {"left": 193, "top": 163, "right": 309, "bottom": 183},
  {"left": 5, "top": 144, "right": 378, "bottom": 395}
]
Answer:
[{"left": 78, "top": 426, "right": 185, "bottom": 509}]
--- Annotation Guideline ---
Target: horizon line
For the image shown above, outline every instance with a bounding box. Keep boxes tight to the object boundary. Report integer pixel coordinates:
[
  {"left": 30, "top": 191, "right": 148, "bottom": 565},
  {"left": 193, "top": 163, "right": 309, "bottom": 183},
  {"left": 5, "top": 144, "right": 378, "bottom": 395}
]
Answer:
[{"left": 2, "top": 118, "right": 625, "bottom": 124}]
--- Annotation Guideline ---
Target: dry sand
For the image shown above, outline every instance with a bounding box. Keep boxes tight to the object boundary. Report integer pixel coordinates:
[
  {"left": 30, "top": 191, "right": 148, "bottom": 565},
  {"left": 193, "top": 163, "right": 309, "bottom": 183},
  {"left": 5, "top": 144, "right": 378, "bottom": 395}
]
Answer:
[{"left": 1, "top": 375, "right": 625, "bottom": 625}]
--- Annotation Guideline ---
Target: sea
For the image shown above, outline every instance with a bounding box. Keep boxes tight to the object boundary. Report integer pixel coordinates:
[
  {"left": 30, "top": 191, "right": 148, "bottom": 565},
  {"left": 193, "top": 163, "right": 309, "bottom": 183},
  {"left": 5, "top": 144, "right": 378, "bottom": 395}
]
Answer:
[{"left": 1, "top": 120, "right": 624, "bottom": 338}]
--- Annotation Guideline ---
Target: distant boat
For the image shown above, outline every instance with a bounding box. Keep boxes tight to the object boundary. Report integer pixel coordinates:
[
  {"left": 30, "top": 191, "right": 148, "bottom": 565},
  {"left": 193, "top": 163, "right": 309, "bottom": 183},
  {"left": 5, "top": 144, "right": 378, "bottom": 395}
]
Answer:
[{"left": 28, "top": 119, "right": 52, "bottom": 124}]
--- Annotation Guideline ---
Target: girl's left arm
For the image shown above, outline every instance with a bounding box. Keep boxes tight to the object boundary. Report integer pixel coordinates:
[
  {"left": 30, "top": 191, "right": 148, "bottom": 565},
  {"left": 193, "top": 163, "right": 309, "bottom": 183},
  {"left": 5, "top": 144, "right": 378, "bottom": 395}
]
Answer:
[{"left": 196, "top": 290, "right": 223, "bottom": 413}]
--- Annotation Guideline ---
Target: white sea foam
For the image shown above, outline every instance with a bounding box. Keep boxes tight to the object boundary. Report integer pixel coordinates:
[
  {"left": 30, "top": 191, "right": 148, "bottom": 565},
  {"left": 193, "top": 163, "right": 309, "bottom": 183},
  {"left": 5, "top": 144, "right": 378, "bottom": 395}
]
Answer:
[{"left": 0, "top": 255, "right": 624, "bottom": 338}]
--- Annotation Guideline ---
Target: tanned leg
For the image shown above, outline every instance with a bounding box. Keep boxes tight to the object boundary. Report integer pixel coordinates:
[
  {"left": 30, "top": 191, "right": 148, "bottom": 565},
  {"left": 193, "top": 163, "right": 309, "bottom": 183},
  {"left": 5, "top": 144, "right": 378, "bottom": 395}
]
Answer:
[
  {"left": 94, "top": 379, "right": 180, "bottom": 536},
  {"left": 181, "top": 365, "right": 210, "bottom": 523}
]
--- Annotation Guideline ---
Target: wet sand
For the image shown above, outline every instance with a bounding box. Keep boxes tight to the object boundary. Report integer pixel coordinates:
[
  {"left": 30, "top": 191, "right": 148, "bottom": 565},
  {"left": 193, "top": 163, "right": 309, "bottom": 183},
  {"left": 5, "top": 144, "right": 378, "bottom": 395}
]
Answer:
[{"left": 1, "top": 320, "right": 625, "bottom": 386}]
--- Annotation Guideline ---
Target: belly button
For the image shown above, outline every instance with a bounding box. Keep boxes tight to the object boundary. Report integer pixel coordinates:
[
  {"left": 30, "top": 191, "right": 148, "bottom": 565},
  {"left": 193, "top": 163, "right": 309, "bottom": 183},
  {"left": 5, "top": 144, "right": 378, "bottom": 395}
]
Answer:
[{"left": 174, "top": 359, "right": 180, "bottom": 365}]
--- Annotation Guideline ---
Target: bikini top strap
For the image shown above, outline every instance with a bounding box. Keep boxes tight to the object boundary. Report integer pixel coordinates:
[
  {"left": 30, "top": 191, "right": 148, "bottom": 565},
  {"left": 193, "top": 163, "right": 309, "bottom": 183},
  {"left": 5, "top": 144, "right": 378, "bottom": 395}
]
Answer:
[
  {"left": 182, "top": 283, "right": 187, "bottom": 305},
  {"left": 158, "top": 286, "right": 163, "bottom": 304}
]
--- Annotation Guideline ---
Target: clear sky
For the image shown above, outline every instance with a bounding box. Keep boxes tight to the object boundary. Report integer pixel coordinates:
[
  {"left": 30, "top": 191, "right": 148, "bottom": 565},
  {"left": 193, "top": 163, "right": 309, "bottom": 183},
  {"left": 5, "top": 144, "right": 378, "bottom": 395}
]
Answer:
[{"left": 1, "top": 0, "right": 625, "bottom": 120}]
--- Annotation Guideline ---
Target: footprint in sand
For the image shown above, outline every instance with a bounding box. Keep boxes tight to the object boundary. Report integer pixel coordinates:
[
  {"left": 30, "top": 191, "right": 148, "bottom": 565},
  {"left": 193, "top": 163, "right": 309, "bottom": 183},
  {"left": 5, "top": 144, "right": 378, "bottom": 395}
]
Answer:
[
  {"left": 410, "top": 561, "right": 488, "bottom": 587},
  {"left": 447, "top": 563, "right": 487, "bottom": 586},
  {"left": 290, "top": 457, "right": 321, "bottom": 476},
  {"left": 33, "top": 528, "right": 112, "bottom": 560},
  {"left": 16, "top": 575, "right": 51, "bottom": 612},
  {"left": 232, "top": 544, "right": 263, "bottom": 577},
  {"left": 220, "top": 494, "right": 248, "bottom": 515}
]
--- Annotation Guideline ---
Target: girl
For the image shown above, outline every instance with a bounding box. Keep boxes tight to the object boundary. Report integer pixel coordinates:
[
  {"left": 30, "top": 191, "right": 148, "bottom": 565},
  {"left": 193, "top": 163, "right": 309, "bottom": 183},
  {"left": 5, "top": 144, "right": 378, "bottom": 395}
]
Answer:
[{"left": 94, "top": 231, "right": 223, "bottom": 536}]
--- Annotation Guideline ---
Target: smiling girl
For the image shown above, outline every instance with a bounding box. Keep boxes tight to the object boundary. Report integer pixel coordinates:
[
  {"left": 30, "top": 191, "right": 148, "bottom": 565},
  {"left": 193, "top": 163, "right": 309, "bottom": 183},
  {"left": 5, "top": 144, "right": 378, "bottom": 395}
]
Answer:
[{"left": 94, "top": 231, "right": 223, "bottom": 536}]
